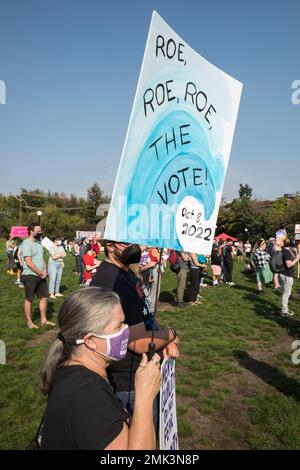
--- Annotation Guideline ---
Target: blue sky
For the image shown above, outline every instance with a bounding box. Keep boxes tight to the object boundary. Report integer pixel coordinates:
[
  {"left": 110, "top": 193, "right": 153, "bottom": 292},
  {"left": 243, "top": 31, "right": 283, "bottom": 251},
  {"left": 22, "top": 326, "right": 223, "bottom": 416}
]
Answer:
[{"left": 0, "top": 0, "right": 299, "bottom": 201}]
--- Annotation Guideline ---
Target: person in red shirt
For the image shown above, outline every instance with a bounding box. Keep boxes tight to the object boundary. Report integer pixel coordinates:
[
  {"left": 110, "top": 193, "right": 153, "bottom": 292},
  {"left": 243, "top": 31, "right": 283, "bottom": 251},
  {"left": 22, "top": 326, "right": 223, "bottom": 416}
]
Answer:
[
  {"left": 91, "top": 238, "right": 100, "bottom": 255},
  {"left": 83, "top": 245, "right": 101, "bottom": 286}
]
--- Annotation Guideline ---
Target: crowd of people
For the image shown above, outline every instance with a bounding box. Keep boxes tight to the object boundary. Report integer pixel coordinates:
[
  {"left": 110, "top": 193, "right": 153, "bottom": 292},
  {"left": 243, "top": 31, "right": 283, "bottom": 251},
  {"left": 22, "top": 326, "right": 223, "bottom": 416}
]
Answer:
[
  {"left": 5, "top": 229, "right": 300, "bottom": 325},
  {"left": 3, "top": 224, "right": 300, "bottom": 449}
]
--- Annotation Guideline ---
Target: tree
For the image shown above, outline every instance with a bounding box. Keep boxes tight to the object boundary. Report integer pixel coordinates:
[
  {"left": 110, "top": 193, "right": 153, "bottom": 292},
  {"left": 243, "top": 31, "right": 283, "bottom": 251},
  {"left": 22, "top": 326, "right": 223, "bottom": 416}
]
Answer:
[
  {"left": 217, "top": 184, "right": 262, "bottom": 241},
  {"left": 239, "top": 184, "right": 252, "bottom": 200},
  {"left": 86, "top": 183, "right": 109, "bottom": 223},
  {"left": 0, "top": 185, "right": 110, "bottom": 238}
]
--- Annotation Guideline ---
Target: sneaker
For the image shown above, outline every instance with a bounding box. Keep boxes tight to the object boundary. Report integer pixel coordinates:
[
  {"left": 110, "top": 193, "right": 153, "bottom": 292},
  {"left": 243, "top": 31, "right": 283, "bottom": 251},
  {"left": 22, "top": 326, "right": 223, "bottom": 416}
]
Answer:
[
  {"left": 281, "top": 310, "right": 294, "bottom": 317},
  {"left": 228, "top": 282, "right": 235, "bottom": 286},
  {"left": 49, "top": 294, "right": 56, "bottom": 299},
  {"left": 19, "top": 283, "right": 24, "bottom": 288},
  {"left": 176, "top": 302, "right": 188, "bottom": 308},
  {"left": 55, "top": 293, "right": 64, "bottom": 298},
  {"left": 27, "top": 322, "right": 39, "bottom": 330},
  {"left": 40, "top": 320, "right": 56, "bottom": 327},
  {"left": 15, "top": 280, "right": 20, "bottom": 285}
]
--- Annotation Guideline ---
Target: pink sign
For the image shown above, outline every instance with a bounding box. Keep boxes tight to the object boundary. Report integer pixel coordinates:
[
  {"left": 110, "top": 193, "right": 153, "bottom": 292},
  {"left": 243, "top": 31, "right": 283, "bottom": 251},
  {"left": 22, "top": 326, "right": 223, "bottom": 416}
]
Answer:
[{"left": 10, "top": 226, "right": 28, "bottom": 238}]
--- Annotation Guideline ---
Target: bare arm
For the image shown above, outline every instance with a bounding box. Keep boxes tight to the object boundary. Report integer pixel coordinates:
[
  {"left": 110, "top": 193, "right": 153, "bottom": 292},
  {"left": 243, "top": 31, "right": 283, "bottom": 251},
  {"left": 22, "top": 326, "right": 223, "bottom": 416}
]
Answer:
[
  {"left": 139, "top": 261, "right": 156, "bottom": 272},
  {"left": 50, "top": 253, "right": 66, "bottom": 260},
  {"left": 17, "top": 250, "right": 23, "bottom": 266},
  {"left": 128, "top": 322, "right": 177, "bottom": 355},
  {"left": 24, "top": 256, "right": 44, "bottom": 277},
  {"left": 286, "top": 253, "right": 300, "bottom": 268},
  {"left": 105, "top": 354, "right": 160, "bottom": 450},
  {"left": 190, "top": 253, "right": 206, "bottom": 268},
  {"left": 85, "top": 261, "right": 100, "bottom": 272},
  {"left": 180, "top": 252, "right": 189, "bottom": 262}
]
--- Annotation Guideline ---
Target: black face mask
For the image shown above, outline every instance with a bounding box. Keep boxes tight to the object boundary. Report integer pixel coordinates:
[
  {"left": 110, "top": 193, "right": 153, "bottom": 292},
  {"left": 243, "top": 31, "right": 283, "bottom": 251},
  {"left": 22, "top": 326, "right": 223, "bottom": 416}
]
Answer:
[
  {"left": 115, "top": 244, "right": 141, "bottom": 265},
  {"left": 34, "top": 232, "right": 43, "bottom": 240}
]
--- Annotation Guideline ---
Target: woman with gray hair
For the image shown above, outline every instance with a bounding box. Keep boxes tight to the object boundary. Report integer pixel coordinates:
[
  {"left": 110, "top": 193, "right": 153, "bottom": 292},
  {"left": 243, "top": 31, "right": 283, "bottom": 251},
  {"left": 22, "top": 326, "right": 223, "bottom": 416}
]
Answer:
[{"left": 39, "top": 287, "right": 161, "bottom": 450}]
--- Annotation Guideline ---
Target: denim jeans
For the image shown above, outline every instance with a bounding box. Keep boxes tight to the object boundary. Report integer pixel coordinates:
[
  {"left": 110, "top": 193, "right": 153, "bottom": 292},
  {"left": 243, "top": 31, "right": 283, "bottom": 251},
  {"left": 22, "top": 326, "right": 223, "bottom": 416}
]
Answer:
[
  {"left": 48, "top": 262, "right": 63, "bottom": 294},
  {"left": 280, "top": 274, "right": 294, "bottom": 313}
]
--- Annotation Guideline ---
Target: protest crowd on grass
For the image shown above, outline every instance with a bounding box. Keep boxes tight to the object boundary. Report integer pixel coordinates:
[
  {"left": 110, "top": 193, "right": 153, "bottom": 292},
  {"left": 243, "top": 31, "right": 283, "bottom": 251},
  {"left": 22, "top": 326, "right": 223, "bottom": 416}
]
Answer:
[
  {"left": 3, "top": 219, "right": 300, "bottom": 449},
  {"left": 1, "top": 6, "right": 300, "bottom": 453}
]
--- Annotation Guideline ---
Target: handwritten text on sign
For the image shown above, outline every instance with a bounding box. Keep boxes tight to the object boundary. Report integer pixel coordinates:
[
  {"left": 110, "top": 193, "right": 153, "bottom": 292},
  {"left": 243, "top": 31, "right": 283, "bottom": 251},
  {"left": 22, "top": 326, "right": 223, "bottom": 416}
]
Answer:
[
  {"left": 159, "top": 358, "right": 179, "bottom": 450},
  {"left": 104, "top": 11, "right": 242, "bottom": 254}
]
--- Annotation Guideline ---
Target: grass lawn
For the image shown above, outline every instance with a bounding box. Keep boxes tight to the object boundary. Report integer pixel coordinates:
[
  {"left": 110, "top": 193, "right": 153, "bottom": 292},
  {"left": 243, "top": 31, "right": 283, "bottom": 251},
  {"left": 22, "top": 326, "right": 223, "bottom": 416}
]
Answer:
[{"left": 0, "top": 239, "right": 300, "bottom": 449}]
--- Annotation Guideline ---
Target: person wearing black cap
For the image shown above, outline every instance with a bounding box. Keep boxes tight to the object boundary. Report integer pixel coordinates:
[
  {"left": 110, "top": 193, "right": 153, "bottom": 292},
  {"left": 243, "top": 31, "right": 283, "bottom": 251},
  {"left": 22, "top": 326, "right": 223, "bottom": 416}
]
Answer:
[{"left": 90, "top": 240, "right": 179, "bottom": 417}]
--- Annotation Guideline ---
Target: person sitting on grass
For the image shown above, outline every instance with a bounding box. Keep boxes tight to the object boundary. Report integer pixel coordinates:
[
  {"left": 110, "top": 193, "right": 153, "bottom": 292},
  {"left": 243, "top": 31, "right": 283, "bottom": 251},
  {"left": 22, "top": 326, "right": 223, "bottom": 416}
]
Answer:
[{"left": 39, "top": 288, "right": 162, "bottom": 450}]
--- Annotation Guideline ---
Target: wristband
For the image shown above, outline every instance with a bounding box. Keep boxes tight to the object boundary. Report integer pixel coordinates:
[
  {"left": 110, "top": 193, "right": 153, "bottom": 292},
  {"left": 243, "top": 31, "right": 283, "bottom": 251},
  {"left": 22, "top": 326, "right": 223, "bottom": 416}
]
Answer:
[{"left": 170, "top": 328, "right": 177, "bottom": 340}]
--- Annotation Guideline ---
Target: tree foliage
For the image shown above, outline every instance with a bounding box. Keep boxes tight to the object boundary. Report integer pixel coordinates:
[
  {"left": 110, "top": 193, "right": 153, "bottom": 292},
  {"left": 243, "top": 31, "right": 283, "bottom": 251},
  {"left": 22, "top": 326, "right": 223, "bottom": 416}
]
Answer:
[
  {"left": 217, "top": 187, "right": 300, "bottom": 242},
  {"left": 0, "top": 184, "right": 110, "bottom": 238}
]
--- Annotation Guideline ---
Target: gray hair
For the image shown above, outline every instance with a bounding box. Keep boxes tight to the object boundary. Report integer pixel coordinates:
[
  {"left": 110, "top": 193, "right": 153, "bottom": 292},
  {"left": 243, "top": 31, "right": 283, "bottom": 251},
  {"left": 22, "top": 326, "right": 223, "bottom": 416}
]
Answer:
[{"left": 39, "top": 287, "right": 120, "bottom": 394}]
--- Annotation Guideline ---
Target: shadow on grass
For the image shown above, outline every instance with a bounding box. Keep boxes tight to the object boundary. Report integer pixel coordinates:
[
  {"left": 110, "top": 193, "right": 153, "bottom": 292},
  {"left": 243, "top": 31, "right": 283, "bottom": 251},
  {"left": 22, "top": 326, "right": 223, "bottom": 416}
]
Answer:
[
  {"left": 32, "top": 302, "right": 55, "bottom": 322},
  {"left": 159, "top": 291, "right": 176, "bottom": 303},
  {"left": 242, "top": 292, "right": 300, "bottom": 338},
  {"left": 233, "top": 350, "right": 300, "bottom": 402}
]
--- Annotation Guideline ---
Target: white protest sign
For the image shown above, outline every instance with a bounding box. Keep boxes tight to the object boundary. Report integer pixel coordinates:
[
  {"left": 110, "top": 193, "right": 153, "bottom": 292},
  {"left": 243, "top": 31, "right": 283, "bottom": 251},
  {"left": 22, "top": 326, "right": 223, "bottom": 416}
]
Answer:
[
  {"left": 41, "top": 237, "right": 54, "bottom": 251},
  {"left": 295, "top": 224, "right": 300, "bottom": 234},
  {"left": 104, "top": 11, "right": 243, "bottom": 254},
  {"left": 159, "top": 358, "right": 179, "bottom": 450},
  {"left": 76, "top": 231, "right": 101, "bottom": 240}
]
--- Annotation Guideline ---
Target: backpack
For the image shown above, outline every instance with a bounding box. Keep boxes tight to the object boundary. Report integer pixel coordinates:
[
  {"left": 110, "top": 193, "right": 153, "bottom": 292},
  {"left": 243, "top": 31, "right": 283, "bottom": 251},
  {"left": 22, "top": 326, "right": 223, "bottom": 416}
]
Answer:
[
  {"left": 269, "top": 251, "right": 285, "bottom": 273},
  {"left": 169, "top": 250, "right": 181, "bottom": 274}
]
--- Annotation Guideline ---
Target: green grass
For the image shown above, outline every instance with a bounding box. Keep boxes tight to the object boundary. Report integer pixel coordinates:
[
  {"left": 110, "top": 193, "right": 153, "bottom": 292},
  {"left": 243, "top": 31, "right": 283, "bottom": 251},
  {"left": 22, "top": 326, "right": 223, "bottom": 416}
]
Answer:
[{"left": 0, "top": 241, "right": 300, "bottom": 449}]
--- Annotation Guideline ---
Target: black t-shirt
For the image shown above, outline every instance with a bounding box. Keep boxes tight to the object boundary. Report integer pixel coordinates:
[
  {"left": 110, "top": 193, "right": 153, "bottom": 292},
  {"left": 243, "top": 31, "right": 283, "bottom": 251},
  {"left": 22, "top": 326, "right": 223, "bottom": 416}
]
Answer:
[
  {"left": 90, "top": 260, "right": 152, "bottom": 392},
  {"left": 282, "top": 248, "right": 295, "bottom": 277},
  {"left": 211, "top": 250, "right": 222, "bottom": 266},
  {"left": 41, "top": 366, "right": 128, "bottom": 450},
  {"left": 223, "top": 245, "right": 233, "bottom": 263}
]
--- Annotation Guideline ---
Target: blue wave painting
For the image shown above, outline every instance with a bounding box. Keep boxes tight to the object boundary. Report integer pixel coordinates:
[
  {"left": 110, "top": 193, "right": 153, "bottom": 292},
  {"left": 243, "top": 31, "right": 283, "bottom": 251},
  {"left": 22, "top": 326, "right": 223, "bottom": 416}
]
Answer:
[{"left": 120, "top": 109, "right": 225, "bottom": 250}]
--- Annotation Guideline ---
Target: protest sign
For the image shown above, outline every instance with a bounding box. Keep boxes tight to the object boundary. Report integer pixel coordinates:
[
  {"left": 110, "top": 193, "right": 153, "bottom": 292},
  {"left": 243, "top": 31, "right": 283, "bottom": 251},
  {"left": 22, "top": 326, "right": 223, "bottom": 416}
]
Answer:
[
  {"left": 41, "top": 237, "right": 54, "bottom": 251},
  {"left": 159, "top": 358, "right": 179, "bottom": 450},
  {"left": 295, "top": 224, "right": 300, "bottom": 234},
  {"left": 76, "top": 231, "right": 101, "bottom": 240},
  {"left": 10, "top": 226, "right": 28, "bottom": 238},
  {"left": 104, "top": 11, "right": 243, "bottom": 254}
]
